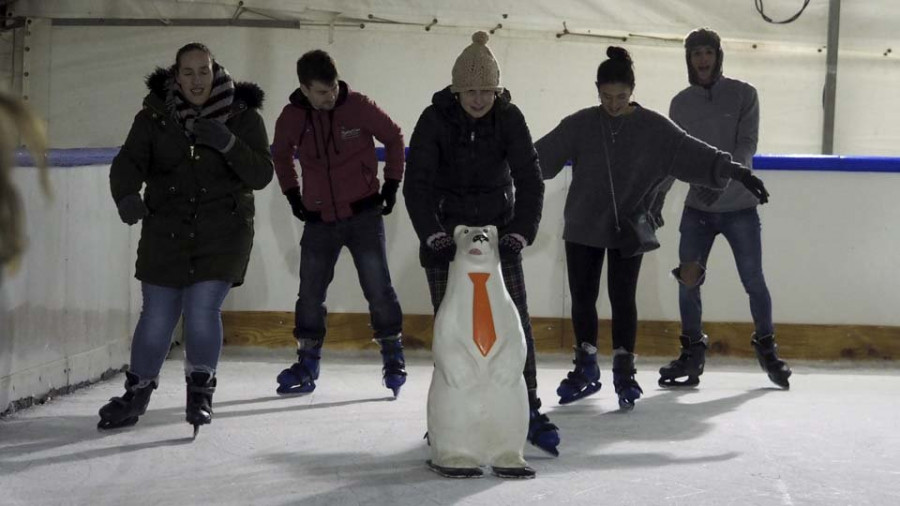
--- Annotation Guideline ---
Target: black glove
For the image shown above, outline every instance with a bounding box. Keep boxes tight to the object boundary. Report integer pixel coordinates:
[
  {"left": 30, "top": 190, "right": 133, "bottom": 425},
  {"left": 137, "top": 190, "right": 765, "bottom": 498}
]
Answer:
[
  {"left": 193, "top": 118, "right": 235, "bottom": 153},
  {"left": 695, "top": 186, "right": 724, "bottom": 206},
  {"left": 498, "top": 234, "right": 526, "bottom": 260},
  {"left": 284, "top": 187, "right": 307, "bottom": 221},
  {"left": 732, "top": 168, "right": 770, "bottom": 204},
  {"left": 380, "top": 179, "right": 400, "bottom": 216},
  {"left": 116, "top": 193, "right": 148, "bottom": 225},
  {"left": 427, "top": 232, "right": 457, "bottom": 263}
]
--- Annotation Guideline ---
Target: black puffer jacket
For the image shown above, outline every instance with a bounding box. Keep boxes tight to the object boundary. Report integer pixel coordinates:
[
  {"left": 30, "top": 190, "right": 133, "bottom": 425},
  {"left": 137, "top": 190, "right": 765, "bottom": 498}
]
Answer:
[
  {"left": 109, "top": 68, "right": 273, "bottom": 287},
  {"left": 404, "top": 86, "right": 543, "bottom": 266}
]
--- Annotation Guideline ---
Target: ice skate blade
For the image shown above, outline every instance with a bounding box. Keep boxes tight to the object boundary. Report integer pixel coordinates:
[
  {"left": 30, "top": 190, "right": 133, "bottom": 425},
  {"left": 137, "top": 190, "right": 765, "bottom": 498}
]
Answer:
[
  {"left": 767, "top": 373, "right": 791, "bottom": 389},
  {"left": 492, "top": 466, "right": 536, "bottom": 479},
  {"left": 658, "top": 376, "right": 700, "bottom": 388},
  {"left": 426, "top": 460, "right": 483, "bottom": 479},
  {"left": 186, "top": 411, "right": 211, "bottom": 429},
  {"left": 761, "top": 362, "right": 791, "bottom": 389},
  {"left": 528, "top": 439, "right": 560, "bottom": 457},
  {"left": 557, "top": 382, "right": 602, "bottom": 405},
  {"left": 384, "top": 380, "right": 403, "bottom": 398},
  {"left": 383, "top": 376, "right": 406, "bottom": 399},
  {"left": 617, "top": 391, "right": 641, "bottom": 410},
  {"left": 615, "top": 383, "right": 643, "bottom": 409},
  {"left": 618, "top": 399, "right": 636, "bottom": 411},
  {"left": 275, "top": 383, "right": 316, "bottom": 396},
  {"left": 96, "top": 416, "right": 139, "bottom": 431}
]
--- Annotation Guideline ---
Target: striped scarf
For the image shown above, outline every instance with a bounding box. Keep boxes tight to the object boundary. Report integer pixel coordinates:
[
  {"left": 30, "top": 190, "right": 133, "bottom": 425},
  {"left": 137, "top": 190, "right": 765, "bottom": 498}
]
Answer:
[{"left": 166, "top": 62, "right": 235, "bottom": 134}]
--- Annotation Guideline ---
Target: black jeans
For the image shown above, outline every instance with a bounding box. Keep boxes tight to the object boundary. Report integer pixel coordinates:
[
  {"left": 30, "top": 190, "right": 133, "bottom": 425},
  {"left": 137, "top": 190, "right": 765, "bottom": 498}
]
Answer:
[
  {"left": 294, "top": 209, "right": 402, "bottom": 342},
  {"left": 565, "top": 241, "right": 643, "bottom": 352}
]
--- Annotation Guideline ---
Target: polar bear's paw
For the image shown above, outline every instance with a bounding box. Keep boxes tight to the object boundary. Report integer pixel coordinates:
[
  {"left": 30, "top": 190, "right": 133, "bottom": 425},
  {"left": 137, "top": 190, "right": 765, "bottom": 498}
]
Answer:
[
  {"left": 492, "top": 451, "right": 535, "bottom": 479},
  {"left": 491, "top": 451, "right": 528, "bottom": 468}
]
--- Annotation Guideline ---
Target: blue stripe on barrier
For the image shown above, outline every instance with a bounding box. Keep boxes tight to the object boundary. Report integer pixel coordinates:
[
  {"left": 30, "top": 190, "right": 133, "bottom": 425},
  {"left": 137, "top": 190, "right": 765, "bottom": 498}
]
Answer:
[
  {"left": 751, "top": 155, "right": 900, "bottom": 173},
  {"left": 15, "top": 147, "right": 900, "bottom": 173},
  {"left": 16, "top": 147, "right": 121, "bottom": 168}
]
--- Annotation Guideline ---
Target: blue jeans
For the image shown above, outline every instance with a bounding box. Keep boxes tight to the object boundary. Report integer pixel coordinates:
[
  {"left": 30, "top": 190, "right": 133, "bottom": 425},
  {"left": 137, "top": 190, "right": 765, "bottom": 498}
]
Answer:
[
  {"left": 678, "top": 207, "right": 774, "bottom": 339},
  {"left": 129, "top": 280, "right": 232, "bottom": 381},
  {"left": 295, "top": 209, "right": 402, "bottom": 342}
]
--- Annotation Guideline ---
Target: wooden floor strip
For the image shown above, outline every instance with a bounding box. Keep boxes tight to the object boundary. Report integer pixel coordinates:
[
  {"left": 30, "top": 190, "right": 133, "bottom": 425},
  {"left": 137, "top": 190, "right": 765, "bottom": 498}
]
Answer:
[{"left": 223, "top": 311, "right": 900, "bottom": 361}]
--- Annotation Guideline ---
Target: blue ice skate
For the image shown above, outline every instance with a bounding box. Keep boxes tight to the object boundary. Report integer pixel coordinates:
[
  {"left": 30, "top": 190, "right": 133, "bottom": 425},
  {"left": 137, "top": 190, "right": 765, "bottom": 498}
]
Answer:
[
  {"left": 557, "top": 343, "right": 602, "bottom": 405},
  {"left": 527, "top": 400, "right": 560, "bottom": 457},
  {"left": 276, "top": 340, "right": 322, "bottom": 395},
  {"left": 379, "top": 336, "right": 407, "bottom": 397},
  {"left": 612, "top": 351, "right": 643, "bottom": 410}
]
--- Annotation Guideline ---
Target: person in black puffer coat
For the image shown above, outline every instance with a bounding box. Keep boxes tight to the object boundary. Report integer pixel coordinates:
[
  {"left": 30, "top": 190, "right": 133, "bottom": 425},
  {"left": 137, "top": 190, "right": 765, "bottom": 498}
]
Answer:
[
  {"left": 404, "top": 31, "right": 558, "bottom": 457},
  {"left": 100, "top": 42, "right": 273, "bottom": 433}
]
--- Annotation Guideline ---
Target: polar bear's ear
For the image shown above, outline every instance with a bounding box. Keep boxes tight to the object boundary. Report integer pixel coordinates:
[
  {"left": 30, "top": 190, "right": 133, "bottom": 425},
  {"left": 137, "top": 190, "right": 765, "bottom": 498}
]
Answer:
[{"left": 453, "top": 224, "right": 469, "bottom": 242}]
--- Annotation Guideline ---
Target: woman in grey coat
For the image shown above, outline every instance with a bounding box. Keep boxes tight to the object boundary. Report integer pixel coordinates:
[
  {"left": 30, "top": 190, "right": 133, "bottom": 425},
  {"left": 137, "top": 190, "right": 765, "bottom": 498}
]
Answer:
[{"left": 535, "top": 46, "right": 768, "bottom": 410}]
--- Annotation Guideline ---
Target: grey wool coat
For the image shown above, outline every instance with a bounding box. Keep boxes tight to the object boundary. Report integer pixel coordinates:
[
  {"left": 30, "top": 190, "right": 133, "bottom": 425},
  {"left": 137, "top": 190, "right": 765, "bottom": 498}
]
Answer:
[{"left": 535, "top": 104, "right": 745, "bottom": 250}]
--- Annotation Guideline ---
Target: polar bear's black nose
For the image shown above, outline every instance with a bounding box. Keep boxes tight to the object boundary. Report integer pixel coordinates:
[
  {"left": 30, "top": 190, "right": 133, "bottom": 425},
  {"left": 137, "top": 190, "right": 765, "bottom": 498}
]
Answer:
[{"left": 472, "top": 234, "right": 488, "bottom": 244}]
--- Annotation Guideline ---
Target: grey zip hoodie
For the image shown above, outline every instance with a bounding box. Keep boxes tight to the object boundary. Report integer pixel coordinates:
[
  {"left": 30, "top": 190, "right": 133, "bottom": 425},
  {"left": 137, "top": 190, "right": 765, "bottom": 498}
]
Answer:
[
  {"left": 536, "top": 104, "right": 748, "bottom": 250},
  {"left": 669, "top": 76, "right": 760, "bottom": 212}
]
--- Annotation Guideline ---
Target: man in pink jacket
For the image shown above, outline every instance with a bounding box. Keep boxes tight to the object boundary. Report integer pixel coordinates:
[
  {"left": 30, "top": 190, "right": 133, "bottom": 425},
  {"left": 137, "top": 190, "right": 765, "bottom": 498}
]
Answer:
[{"left": 271, "top": 49, "right": 407, "bottom": 397}]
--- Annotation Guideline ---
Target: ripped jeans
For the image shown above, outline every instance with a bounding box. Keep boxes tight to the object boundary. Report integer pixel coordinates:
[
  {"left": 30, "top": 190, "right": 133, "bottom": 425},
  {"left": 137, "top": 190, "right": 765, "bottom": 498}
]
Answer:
[{"left": 678, "top": 207, "right": 774, "bottom": 339}]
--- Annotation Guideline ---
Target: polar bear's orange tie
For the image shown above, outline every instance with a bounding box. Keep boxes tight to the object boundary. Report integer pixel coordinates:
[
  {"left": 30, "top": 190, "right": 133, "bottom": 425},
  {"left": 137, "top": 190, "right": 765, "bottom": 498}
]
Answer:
[{"left": 468, "top": 272, "right": 496, "bottom": 356}]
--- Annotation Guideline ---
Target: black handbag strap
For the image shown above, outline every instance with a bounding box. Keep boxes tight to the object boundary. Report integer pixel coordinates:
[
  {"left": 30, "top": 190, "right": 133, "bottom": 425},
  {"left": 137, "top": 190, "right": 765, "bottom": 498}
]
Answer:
[
  {"left": 597, "top": 108, "right": 672, "bottom": 233},
  {"left": 597, "top": 114, "right": 621, "bottom": 234}
]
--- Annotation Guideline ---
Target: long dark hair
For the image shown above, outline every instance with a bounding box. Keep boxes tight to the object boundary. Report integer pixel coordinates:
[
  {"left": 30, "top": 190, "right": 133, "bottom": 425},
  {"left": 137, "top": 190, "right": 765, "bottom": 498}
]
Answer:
[{"left": 596, "top": 46, "right": 635, "bottom": 89}]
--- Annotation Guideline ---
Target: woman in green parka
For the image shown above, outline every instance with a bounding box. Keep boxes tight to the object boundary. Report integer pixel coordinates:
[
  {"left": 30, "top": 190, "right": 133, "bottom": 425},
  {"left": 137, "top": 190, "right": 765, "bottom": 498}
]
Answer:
[{"left": 99, "top": 43, "right": 273, "bottom": 433}]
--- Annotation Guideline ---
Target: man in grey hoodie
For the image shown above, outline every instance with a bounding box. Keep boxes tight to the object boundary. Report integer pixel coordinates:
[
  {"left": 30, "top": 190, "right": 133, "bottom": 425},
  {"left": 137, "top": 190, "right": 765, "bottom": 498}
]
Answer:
[{"left": 658, "top": 28, "right": 792, "bottom": 389}]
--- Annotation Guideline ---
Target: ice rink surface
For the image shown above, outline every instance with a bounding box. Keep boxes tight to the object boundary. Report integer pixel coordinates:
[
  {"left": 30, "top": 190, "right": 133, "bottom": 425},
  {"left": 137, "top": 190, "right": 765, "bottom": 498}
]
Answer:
[{"left": 2, "top": 349, "right": 898, "bottom": 506}]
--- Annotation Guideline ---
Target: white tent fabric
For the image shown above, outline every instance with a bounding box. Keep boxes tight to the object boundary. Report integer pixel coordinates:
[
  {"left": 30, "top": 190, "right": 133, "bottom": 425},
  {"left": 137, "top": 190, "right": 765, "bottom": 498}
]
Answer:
[
  {"left": 12, "top": 0, "right": 900, "bottom": 155},
  {"left": 13, "top": 0, "right": 900, "bottom": 52}
]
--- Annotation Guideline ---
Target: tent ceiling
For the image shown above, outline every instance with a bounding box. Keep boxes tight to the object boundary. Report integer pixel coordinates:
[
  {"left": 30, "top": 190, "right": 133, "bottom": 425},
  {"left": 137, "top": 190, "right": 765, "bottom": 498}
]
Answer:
[{"left": 8, "top": 1, "right": 898, "bottom": 52}]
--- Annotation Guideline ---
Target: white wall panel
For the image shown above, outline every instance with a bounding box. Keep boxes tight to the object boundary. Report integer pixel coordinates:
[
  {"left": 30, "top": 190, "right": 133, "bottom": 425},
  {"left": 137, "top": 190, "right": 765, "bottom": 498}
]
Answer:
[{"left": 0, "top": 166, "right": 133, "bottom": 413}]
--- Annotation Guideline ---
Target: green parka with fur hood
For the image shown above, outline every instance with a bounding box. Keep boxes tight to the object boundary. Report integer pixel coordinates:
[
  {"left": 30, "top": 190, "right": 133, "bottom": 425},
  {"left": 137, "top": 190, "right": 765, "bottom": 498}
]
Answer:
[{"left": 110, "top": 67, "right": 273, "bottom": 287}]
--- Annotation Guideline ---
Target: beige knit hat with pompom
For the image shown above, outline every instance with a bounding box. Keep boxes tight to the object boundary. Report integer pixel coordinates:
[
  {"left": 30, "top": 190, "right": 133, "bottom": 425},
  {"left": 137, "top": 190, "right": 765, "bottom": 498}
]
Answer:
[{"left": 450, "top": 31, "right": 502, "bottom": 93}]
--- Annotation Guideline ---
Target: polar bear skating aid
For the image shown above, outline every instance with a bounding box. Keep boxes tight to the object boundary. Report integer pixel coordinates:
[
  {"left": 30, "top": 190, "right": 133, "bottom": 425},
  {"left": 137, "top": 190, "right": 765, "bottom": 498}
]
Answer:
[{"left": 426, "top": 225, "right": 533, "bottom": 479}]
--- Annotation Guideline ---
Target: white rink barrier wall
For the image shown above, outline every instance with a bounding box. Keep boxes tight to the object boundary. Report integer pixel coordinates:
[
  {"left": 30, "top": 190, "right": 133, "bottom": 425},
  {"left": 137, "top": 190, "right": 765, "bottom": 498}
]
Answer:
[{"left": 4, "top": 154, "right": 900, "bottom": 412}]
